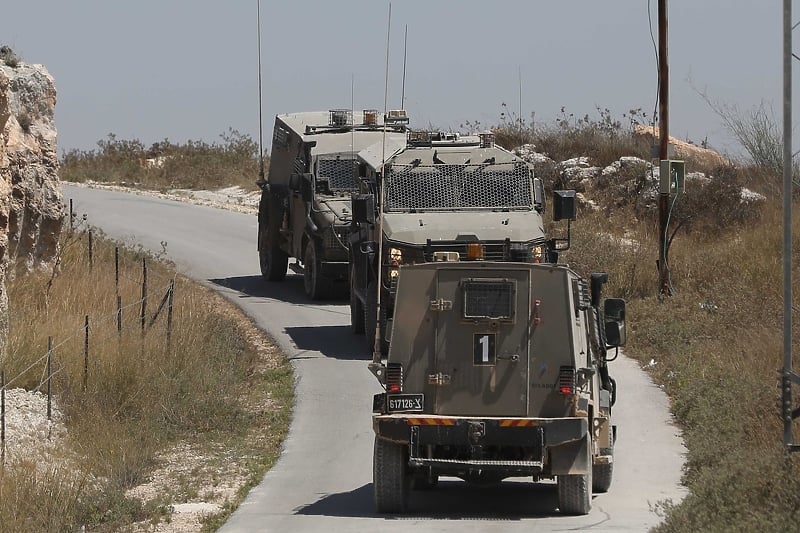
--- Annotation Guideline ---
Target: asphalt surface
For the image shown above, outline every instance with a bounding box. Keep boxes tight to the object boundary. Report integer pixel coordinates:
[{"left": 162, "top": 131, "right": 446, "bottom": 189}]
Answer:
[{"left": 64, "top": 184, "right": 686, "bottom": 532}]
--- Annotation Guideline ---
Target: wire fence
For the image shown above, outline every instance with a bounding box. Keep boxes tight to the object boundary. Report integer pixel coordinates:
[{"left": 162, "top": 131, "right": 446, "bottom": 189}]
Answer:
[{"left": 0, "top": 216, "right": 179, "bottom": 464}]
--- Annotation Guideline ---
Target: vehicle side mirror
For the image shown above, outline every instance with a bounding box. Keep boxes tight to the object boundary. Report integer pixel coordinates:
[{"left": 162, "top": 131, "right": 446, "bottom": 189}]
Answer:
[
  {"left": 352, "top": 194, "right": 375, "bottom": 224},
  {"left": 604, "top": 298, "right": 626, "bottom": 347},
  {"left": 553, "top": 190, "right": 576, "bottom": 221},
  {"left": 290, "top": 173, "right": 313, "bottom": 202}
]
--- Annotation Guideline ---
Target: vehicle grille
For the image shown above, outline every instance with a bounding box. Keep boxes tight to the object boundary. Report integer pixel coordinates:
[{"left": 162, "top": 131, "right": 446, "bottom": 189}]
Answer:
[
  {"left": 463, "top": 280, "right": 515, "bottom": 319},
  {"left": 323, "top": 226, "right": 349, "bottom": 256},
  {"left": 385, "top": 161, "right": 532, "bottom": 211}
]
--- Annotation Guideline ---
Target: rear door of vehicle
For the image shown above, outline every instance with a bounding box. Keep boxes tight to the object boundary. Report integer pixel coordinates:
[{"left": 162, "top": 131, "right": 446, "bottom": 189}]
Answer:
[{"left": 433, "top": 267, "right": 530, "bottom": 416}]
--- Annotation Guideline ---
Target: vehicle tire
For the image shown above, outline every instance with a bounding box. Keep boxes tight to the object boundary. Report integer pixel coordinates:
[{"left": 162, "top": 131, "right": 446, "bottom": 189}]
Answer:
[
  {"left": 373, "top": 436, "right": 409, "bottom": 513},
  {"left": 260, "top": 245, "right": 288, "bottom": 282},
  {"left": 364, "top": 283, "right": 388, "bottom": 356},
  {"left": 303, "top": 240, "right": 331, "bottom": 300},
  {"left": 593, "top": 438, "right": 614, "bottom": 493},
  {"left": 557, "top": 435, "right": 593, "bottom": 515},
  {"left": 350, "top": 266, "right": 365, "bottom": 334}
]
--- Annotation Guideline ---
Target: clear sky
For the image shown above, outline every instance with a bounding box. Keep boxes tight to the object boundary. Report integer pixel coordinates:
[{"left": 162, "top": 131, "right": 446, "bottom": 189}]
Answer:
[{"left": 0, "top": 1, "right": 791, "bottom": 159}]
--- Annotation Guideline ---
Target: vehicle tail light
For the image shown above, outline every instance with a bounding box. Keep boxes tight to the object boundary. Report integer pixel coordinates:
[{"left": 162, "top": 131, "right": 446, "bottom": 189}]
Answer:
[
  {"left": 467, "top": 243, "right": 485, "bottom": 260},
  {"left": 386, "top": 363, "right": 403, "bottom": 393},
  {"left": 532, "top": 299, "right": 542, "bottom": 326},
  {"left": 558, "top": 366, "right": 575, "bottom": 395}
]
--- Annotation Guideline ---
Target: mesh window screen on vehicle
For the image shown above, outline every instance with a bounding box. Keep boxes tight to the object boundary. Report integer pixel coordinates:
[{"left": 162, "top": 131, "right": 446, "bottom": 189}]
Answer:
[
  {"left": 317, "top": 158, "right": 359, "bottom": 191},
  {"left": 463, "top": 280, "right": 515, "bottom": 319},
  {"left": 386, "top": 162, "right": 532, "bottom": 211}
]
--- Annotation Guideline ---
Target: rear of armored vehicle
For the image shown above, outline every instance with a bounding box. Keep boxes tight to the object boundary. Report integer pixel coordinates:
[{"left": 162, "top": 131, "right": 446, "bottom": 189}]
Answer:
[{"left": 370, "top": 261, "right": 625, "bottom": 515}]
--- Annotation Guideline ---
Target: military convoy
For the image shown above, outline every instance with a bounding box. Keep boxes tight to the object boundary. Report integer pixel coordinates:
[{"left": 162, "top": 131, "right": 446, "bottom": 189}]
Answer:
[{"left": 259, "top": 108, "right": 625, "bottom": 515}]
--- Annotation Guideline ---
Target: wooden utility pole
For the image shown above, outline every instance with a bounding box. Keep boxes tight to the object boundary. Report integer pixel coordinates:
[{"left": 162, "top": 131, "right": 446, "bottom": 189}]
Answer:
[
  {"left": 657, "top": 0, "right": 672, "bottom": 296},
  {"left": 781, "top": 0, "right": 797, "bottom": 451}
]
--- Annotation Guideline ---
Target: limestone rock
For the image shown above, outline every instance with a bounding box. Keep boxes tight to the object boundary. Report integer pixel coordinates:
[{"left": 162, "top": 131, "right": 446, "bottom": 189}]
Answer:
[
  {"left": 633, "top": 124, "right": 729, "bottom": 168},
  {"left": 0, "top": 60, "right": 64, "bottom": 273},
  {"left": 0, "top": 55, "right": 64, "bottom": 359}
]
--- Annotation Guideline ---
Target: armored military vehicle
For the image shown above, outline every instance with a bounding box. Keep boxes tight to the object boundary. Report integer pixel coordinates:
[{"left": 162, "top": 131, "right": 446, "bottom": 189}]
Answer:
[
  {"left": 349, "top": 130, "right": 558, "bottom": 354},
  {"left": 257, "top": 109, "right": 408, "bottom": 299},
  {"left": 369, "top": 247, "right": 626, "bottom": 515}
]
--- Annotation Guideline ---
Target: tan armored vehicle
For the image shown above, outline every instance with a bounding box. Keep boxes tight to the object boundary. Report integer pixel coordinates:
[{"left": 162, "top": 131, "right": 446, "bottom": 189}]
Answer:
[
  {"left": 369, "top": 226, "right": 626, "bottom": 514},
  {"left": 350, "top": 130, "right": 553, "bottom": 353},
  {"left": 258, "top": 109, "right": 407, "bottom": 299}
]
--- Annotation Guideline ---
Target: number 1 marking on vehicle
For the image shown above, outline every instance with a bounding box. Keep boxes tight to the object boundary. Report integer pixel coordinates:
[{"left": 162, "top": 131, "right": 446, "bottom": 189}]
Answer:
[
  {"left": 479, "top": 335, "right": 490, "bottom": 363},
  {"left": 474, "top": 333, "right": 496, "bottom": 365}
]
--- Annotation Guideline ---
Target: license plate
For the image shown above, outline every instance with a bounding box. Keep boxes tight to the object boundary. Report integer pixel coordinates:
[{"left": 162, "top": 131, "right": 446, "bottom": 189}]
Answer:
[{"left": 387, "top": 393, "right": 424, "bottom": 413}]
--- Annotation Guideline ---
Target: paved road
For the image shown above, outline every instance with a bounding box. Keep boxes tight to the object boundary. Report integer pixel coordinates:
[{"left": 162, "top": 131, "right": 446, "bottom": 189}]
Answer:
[{"left": 64, "top": 184, "right": 686, "bottom": 532}]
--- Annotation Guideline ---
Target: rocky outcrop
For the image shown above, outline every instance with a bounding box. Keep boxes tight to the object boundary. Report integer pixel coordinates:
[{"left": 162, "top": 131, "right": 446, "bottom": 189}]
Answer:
[
  {"left": 514, "top": 142, "right": 764, "bottom": 212},
  {"left": 0, "top": 52, "right": 64, "bottom": 358},
  {"left": 633, "top": 124, "right": 729, "bottom": 169},
  {"left": 0, "top": 58, "right": 64, "bottom": 274}
]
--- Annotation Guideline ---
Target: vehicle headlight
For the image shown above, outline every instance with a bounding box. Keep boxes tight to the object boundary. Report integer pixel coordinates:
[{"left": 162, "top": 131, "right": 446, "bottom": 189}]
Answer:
[
  {"left": 531, "top": 245, "right": 545, "bottom": 264},
  {"left": 389, "top": 247, "right": 403, "bottom": 266}
]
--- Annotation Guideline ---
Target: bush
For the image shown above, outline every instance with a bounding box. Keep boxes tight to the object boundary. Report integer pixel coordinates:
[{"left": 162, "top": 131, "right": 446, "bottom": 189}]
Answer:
[{"left": 60, "top": 129, "right": 265, "bottom": 192}]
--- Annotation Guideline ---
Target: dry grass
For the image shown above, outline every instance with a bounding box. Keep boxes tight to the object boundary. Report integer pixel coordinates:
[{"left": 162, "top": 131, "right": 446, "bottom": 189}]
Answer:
[
  {"left": 0, "top": 228, "right": 292, "bottom": 532},
  {"left": 59, "top": 130, "right": 265, "bottom": 192},
  {"left": 561, "top": 191, "right": 800, "bottom": 531}
]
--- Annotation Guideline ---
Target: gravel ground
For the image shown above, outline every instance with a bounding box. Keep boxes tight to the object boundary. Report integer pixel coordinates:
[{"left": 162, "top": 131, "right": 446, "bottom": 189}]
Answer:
[{"left": 1, "top": 387, "right": 67, "bottom": 462}]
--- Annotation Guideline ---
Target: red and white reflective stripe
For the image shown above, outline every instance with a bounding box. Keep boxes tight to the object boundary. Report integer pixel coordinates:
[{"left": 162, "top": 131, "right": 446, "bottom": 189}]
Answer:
[
  {"left": 498, "top": 419, "right": 539, "bottom": 427},
  {"left": 405, "top": 418, "right": 539, "bottom": 427},
  {"left": 406, "top": 418, "right": 456, "bottom": 426}
]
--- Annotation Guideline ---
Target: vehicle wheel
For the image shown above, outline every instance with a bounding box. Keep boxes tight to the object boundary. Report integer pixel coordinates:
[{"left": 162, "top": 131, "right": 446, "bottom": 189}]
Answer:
[
  {"left": 593, "top": 438, "right": 614, "bottom": 493},
  {"left": 303, "top": 240, "right": 330, "bottom": 300},
  {"left": 373, "top": 436, "right": 409, "bottom": 513},
  {"left": 260, "top": 245, "right": 288, "bottom": 282},
  {"left": 557, "top": 435, "right": 592, "bottom": 515},
  {"left": 364, "top": 283, "right": 388, "bottom": 356},
  {"left": 350, "top": 267, "right": 365, "bottom": 334}
]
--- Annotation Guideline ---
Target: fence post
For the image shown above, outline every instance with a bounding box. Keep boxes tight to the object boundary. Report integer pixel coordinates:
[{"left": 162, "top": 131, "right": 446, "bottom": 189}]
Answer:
[
  {"left": 117, "top": 295, "right": 123, "bottom": 336},
  {"left": 1, "top": 370, "right": 5, "bottom": 465},
  {"left": 167, "top": 279, "right": 175, "bottom": 350},
  {"left": 69, "top": 199, "right": 73, "bottom": 232},
  {"left": 141, "top": 258, "right": 148, "bottom": 334},
  {"left": 83, "top": 315, "right": 89, "bottom": 392},
  {"left": 115, "top": 247, "right": 120, "bottom": 296},
  {"left": 88, "top": 230, "right": 94, "bottom": 272},
  {"left": 47, "top": 336, "right": 52, "bottom": 421}
]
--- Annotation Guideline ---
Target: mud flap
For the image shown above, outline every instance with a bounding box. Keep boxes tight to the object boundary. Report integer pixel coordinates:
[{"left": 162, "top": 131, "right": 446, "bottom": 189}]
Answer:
[{"left": 549, "top": 433, "right": 590, "bottom": 475}]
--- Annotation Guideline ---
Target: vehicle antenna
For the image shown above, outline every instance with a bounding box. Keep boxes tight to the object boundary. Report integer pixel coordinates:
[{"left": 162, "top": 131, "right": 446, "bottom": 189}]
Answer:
[
  {"left": 518, "top": 65, "right": 523, "bottom": 134},
  {"left": 256, "top": 0, "right": 265, "bottom": 185},
  {"left": 400, "top": 24, "right": 408, "bottom": 109},
  {"left": 375, "top": 2, "right": 392, "bottom": 364},
  {"left": 351, "top": 73, "right": 356, "bottom": 168}
]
